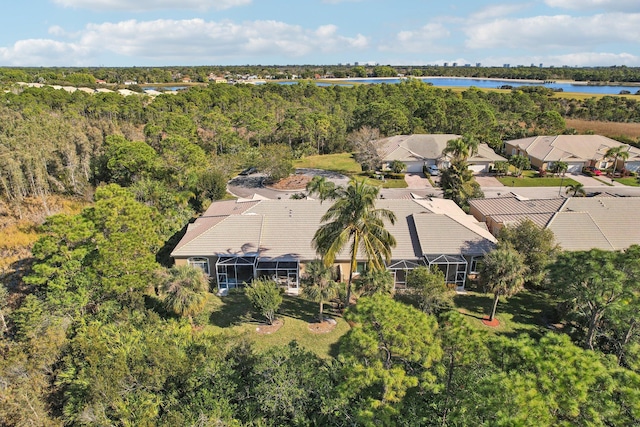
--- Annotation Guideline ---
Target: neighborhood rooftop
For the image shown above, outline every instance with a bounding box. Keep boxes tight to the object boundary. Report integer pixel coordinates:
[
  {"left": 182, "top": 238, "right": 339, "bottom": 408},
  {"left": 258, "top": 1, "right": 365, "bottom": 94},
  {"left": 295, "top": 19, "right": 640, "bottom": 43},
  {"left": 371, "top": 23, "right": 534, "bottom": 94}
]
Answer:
[{"left": 469, "top": 195, "right": 640, "bottom": 251}]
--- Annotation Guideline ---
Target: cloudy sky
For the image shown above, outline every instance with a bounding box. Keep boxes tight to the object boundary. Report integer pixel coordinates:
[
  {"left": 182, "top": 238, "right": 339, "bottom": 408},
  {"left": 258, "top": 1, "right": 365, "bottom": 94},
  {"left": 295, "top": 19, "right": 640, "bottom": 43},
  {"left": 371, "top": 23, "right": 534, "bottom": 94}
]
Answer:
[{"left": 1, "top": 0, "right": 639, "bottom": 67}]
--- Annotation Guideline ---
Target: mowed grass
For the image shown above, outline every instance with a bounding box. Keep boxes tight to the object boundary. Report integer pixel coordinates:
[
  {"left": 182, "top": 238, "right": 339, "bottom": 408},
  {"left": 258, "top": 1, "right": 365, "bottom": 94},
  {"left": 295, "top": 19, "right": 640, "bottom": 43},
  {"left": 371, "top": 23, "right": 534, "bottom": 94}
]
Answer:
[
  {"left": 614, "top": 177, "right": 640, "bottom": 187},
  {"left": 196, "top": 287, "right": 559, "bottom": 357},
  {"left": 496, "top": 170, "right": 579, "bottom": 187},
  {"left": 294, "top": 152, "right": 362, "bottom": 174},
  {"left": 202, "top": 292, "right": 350, "bottom": 358},
  {"left": 357, "top": 175, "right": 408, "bottom": 189},
  {"left": 454, "top": 290, "right": 559, "bottom": 338}
]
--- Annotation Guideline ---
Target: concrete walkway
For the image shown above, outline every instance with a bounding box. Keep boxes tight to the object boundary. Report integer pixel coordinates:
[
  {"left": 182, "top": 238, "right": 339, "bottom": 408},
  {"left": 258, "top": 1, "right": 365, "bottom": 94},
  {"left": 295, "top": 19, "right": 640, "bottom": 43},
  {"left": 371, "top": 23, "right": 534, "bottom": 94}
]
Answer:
[{"left": 567, "top": 172, "right": 625, "bottom": 187}]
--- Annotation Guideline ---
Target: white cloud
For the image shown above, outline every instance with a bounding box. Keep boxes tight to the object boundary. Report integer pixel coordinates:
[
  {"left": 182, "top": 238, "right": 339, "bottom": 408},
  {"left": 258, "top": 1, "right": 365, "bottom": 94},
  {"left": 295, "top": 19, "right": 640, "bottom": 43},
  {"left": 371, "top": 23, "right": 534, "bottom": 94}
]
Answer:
[
  {"left": 380, "top": 23, "right": 450, "bottom": 53},
  {"left": 481, "top": 52, "right": 640, "bottom": 67},
  {"left": 465, "top": 13, "right": 640, "bottom": 50},
  {"left": 0, "top": 19, "right": 368, "bottom": 65},
  {"left": 545, "top": 0, "right": 640, "bottom": 13},
  {"left": 470, "top": 3, "right": 530, "bottom": 20},
  {"left": 0, "top": 39, "right": 90, "bottom": 66},
  {"left": 547, "top": 52, "right": 640, "bottom": 67},
  {"left": 52, "top": 0, "right": 251, "bottom": 11}
]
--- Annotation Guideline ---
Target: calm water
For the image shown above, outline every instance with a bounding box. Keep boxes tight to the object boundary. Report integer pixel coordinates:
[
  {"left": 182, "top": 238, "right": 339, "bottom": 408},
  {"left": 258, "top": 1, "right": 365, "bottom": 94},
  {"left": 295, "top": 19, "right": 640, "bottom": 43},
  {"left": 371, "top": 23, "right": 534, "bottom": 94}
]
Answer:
[
  {"left": 144, "top": 79, "right": 639, "bottom": 95},
  {"left": 340, "top": 77, "right": 639, "bottom": 95}
]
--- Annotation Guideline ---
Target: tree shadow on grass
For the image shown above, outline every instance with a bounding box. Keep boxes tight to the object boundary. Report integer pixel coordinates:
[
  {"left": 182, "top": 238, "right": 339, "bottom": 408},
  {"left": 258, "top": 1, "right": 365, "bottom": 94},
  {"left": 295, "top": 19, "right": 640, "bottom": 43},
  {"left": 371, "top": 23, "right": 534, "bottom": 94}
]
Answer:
[
  {"left": 500, "top": 291, "right": 557, "bottom": 326},
  {"left": 209, "top": 291, "right": 254, "bottom": 327},
  {"left": 454, "top": 293, "right": 493, "bottom": 319},
  {"left": 278, "top": 295, "right": 319, "bottom": 323}
]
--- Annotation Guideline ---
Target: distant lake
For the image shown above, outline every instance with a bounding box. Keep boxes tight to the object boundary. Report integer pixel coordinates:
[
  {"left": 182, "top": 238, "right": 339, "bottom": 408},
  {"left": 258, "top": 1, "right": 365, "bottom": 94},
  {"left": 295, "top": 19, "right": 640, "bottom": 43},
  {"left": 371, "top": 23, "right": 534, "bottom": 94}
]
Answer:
[
  {"left": 143, "top": 86, "right": 188, "bottom": 92},
  {"left": 143, "top": 79, "right": 640, "bottom": 96},
  {"left": 338, "top": 77, "right": 639, "bottom": 95}
]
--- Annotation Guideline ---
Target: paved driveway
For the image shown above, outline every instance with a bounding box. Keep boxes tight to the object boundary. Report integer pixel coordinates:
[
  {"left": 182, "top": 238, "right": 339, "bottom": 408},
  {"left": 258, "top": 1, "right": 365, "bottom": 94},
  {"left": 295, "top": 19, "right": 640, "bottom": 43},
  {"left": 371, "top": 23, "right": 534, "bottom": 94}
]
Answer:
[{"left": 404, "top": 172, "right": 433, "bottom": 189}]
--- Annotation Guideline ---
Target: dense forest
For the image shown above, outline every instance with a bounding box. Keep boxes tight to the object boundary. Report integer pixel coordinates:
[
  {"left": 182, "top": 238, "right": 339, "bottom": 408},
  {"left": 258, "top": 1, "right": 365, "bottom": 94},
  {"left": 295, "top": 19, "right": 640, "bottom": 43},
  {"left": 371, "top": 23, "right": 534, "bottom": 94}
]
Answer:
[
  {"left": 1, "top": 71, "right": 640, "bottom": 425},
  {"left": 2, "top": 64, "right": 640, "bottom": 85}
]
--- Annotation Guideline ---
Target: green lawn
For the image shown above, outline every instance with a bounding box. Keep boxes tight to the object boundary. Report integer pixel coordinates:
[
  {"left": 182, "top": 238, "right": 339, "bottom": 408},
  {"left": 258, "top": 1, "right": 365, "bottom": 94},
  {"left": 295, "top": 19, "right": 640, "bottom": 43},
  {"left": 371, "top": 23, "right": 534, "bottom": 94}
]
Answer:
[
  {"left": 201, "top": 292, "right": 349, "bottom": 358},
  {"left": 496, "top": 170, "right": 579, "bottom": 188},
  {"left": 197, "top": 287, "right": 558, "bottom": 357},
  {"left": 293, "top": 153, "right": 362, "bottom": 174},
  {"left": 357, "top": 174, "right": 408, "bottom": 189},
  {"left": 453, "top": 290, "right": 560, "bottom": 338},
  {"left": 613, "top": 177, "right": 640, "bottom": 187}
]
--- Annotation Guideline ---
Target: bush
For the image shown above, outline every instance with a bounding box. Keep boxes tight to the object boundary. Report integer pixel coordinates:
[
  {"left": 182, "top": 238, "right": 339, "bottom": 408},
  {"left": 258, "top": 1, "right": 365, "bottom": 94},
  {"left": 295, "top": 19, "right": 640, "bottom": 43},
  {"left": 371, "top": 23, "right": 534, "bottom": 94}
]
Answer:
[{"left": 245, "top": 279, "right": 283, "bottom": 325}]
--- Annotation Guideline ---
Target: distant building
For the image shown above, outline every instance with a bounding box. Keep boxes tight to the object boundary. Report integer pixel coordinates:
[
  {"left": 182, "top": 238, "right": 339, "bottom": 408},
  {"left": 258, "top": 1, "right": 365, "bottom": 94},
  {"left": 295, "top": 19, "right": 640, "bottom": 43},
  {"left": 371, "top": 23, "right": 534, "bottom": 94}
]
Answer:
[
  {"left": 503, "top": 64, "right": 510, "bottom": 68},
  {"left": 476, "top": 63, "right": 482, "bottom": 67}
]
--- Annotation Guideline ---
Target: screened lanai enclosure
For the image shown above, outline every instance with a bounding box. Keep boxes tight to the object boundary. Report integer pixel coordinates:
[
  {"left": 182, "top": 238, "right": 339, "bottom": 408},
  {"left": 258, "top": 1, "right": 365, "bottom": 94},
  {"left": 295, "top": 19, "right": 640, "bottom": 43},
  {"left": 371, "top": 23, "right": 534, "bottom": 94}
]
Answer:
[
  {"left": 425, "top": 254, "right": 468, "bottom": 290},
  {"left": 213, "top": 255, "right": 300, "bottom": 294}
]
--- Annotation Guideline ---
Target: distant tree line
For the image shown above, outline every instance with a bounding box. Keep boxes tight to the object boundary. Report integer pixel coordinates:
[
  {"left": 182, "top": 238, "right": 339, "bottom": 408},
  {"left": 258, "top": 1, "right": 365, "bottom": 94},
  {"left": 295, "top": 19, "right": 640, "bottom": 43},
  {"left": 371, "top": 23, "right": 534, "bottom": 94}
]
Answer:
[
  {"left": 2, "top": 78, "right": 640, "bottom": 216},
  {"left": 2, "top": 65, "right": 640, "bottom": 85}
]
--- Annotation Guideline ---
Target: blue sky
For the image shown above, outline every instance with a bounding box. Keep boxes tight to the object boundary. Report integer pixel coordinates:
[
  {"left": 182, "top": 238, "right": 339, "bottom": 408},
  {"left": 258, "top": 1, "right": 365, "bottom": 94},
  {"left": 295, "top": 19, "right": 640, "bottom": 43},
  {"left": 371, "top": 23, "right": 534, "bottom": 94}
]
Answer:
[{"left": 1, "top": 0, "right": 639, "bottom": 67}]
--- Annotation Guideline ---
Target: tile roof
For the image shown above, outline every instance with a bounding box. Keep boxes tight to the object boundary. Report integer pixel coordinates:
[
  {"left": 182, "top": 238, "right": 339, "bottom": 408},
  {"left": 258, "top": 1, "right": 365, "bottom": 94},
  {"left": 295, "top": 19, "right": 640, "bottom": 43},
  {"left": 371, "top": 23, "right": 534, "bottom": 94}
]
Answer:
[
  {"left": 506, "top": 135, "right": 640, "bottom": 162},
  {"left": 378, "top": 134, "right": 505, "bottom": 164},
  {"left": 470, "top": 195, "right": 640, "bottom": 252},
  {"left": 413, "top": 214, "right": 495, "bottom": 255},
  {"left": 171, "top": 197, "right": 496, "bottom": 262},
  {"left": 468, "top": 196, "right": 565, "bottom": 216}
]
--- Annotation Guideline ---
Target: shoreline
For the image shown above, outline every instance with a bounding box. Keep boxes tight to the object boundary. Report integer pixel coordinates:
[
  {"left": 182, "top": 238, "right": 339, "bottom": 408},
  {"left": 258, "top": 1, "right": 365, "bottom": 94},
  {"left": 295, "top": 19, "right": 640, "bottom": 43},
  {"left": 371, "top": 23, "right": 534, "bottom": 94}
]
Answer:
[{"left": 327, "top": 76, "right": 640, "bottom": 88}]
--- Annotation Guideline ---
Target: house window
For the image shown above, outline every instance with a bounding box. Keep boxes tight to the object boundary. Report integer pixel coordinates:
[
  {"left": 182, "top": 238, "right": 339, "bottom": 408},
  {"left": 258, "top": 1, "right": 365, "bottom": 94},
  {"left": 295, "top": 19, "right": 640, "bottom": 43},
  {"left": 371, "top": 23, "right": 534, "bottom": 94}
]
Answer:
[
  {"left": 470, "top": 256, "right": 483, "bottom": 274},
  {"left": 188, "top": 257, "right": 210, "bottom": 275},
  {"left": 599, "top": 161, "right": 608, "bottom": 169},
  {"left": 355, "top": 262, "right": 367, "bottom": 275},
  {"left": 511, "top": 148, "right": 517, "bottom": 155}
]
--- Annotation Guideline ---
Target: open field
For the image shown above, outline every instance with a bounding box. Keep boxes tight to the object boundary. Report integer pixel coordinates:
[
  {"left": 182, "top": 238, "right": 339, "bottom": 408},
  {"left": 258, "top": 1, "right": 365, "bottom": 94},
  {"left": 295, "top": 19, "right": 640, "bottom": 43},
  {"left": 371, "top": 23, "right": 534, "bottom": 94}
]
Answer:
[
  {"left": 565, "top": 119, "right": 640, "bottom": 139},
  {"left": 294, "top": 152, "right": 362, "bottom": 174}
]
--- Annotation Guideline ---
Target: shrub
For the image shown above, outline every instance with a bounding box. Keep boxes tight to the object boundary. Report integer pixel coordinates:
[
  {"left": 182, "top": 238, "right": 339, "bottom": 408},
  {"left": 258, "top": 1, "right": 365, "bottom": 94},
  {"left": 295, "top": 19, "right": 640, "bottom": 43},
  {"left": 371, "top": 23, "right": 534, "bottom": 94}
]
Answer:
[{"left": 245, "top": 278, "right": 283, "bottom": 325}]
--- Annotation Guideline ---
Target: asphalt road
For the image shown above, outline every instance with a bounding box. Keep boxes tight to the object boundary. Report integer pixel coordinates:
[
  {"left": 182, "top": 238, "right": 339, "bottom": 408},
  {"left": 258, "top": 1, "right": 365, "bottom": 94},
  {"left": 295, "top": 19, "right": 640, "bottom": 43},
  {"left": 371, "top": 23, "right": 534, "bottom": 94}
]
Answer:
[{"left": 228, "top": 170, "right": 640, "bottom": 200}]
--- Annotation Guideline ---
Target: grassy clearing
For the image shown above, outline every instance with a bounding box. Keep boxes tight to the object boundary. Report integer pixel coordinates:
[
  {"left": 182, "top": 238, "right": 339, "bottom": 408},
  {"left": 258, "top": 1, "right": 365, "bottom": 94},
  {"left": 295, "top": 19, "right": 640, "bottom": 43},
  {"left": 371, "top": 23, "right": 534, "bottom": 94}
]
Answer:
[
  {"left": 565, "top": 119, "right": 640, "bottom": 139},
  {"left": 454, "top": 290, "right": 559, "bottom": 338},
  {"left": 294, "top": 153, "right": 362, "bottom": 174},
  {"left": 202, "top": 292, "right": 349, "bottom": 358},
  {"left": 496, "top": 170, "right": 579, "bottom": 187}
]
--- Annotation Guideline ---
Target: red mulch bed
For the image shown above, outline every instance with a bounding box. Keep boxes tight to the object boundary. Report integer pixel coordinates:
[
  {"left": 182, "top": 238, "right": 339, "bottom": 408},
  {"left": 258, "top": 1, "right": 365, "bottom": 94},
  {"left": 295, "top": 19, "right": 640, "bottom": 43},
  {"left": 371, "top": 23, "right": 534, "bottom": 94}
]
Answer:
[
  {"left": 482, "top": 316, "right": 500, "bottom": 327},
  {"left": 255, "top": 318, "right": 284, "bottom": 334},
  {"left": 308, "top": 318, "right": 337, "bottom": 333},
  {"left": 269, "top": 174, "right": 312, "bottom": 190}
]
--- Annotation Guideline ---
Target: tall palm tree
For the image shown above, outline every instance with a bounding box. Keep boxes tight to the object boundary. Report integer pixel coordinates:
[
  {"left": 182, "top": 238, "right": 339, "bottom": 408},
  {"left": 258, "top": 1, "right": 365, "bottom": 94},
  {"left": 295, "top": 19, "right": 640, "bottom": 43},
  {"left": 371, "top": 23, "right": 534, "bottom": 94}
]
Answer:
[
  {"left": 302, "top": 259, "right": 338, "bottom": 322},
  {"left": 479, "top": 246, "right": 527, "bottom": 321},
  {"left": 606, "top": 146, "right": 630, "bottom": 176},
  {"left": 306, "top": 175, "right": 336, "bottom": 202},
  {"left": 565, "top": 182, "right": 586, "bottom": 197},
  {"left": 161, "top": 265, "right": 209, "bottom": 323},
  {"left": 312, "top": 179, "right": 396, "bottom": 306},
  {"left": 443, "top": 135, "right": 478, "bottom": 162}
]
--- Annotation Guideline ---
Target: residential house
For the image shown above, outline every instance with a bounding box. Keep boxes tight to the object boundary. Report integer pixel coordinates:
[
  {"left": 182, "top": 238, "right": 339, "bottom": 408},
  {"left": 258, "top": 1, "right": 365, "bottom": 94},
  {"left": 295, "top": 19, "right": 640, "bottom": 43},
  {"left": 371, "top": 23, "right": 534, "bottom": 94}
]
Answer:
[
  {"left": 468, "top": 195, "right": 640, "bottom": 251},
  {"left": 504, "top": 135, "right": 640, "bottom": 173},
  {"left": 171, "top": 197, "right": 497, "bottom": 294},
  {"left": 378, "top": 134, "right": 506, "bottom": 173}
]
